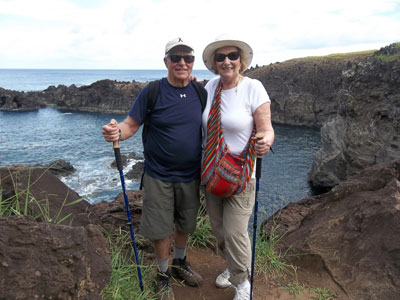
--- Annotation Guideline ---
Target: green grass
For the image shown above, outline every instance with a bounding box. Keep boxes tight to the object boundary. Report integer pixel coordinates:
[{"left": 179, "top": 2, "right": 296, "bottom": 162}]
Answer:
[
  {"left": 0, "top": 167, "right": 83, "bottom": 224},
  {"left": 188, "top": 204, "right": 216, "bottom": 248},
  {"left": 254, "top": 223, "right": 337, "bottom": 299},
  {"left": 103, "top": 202, "right": 217, "bottom": 300},
  {"left": 312, "top": 287, "right": 337, "bottom": 300},
  {"left": 102, "top": 228, "right": 158, "bottom": 300},
  {"left": 284, "top": 282, "right": 336, "bottom": 300},
  {"left": 301, "top": 49, "right": 375, "bottom": 61},
  {"left": 254, "top": 224, "right": 297, "bottom": 277}
]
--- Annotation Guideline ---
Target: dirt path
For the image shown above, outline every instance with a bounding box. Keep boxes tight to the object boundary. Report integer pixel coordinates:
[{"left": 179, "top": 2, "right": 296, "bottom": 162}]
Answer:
[{"left": 172, "top": 247, "right": 317, "bottom": 300}]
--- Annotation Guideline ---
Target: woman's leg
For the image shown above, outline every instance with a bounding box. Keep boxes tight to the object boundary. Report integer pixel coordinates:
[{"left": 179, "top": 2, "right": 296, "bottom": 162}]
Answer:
[{"left": 223, "top": 179, "right": 255, "bottom": 286}]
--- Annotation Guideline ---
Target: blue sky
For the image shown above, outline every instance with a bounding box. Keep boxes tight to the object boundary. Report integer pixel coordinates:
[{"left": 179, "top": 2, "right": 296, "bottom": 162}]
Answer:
[{"left": 0, "top": 0, "right": 399, "bottom": 69}]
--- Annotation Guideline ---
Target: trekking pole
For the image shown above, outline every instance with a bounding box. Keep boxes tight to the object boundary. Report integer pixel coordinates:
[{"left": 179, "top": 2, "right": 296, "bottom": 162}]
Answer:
[
  {"left": 250, "top": 133, "right": 270, "bottom": 300},
  {"left": 112, "top": 128, "right": 144, "bottom": 293}
]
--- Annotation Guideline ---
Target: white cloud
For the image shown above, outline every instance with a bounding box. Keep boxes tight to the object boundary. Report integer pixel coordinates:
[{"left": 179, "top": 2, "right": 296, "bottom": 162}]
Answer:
[{"left": 0, "top": 0, "right": 399, "bottom": 69}]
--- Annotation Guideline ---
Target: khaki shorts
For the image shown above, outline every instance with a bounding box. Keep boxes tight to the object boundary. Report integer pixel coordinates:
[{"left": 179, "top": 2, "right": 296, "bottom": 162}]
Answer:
[{"left": 139, "top": 173, "right": 200, "bottom": 240}]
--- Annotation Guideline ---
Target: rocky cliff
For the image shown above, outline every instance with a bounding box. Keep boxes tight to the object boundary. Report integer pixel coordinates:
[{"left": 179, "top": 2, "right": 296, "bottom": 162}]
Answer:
[
  {"left": 246, "top": 52, "right": 371, "bottom": 126},
  {"left": 246, "top": 43, "right": 400, "bottom": 189},
  {"left": 308, "top": 44, "right": 400, "bottom": 188}
]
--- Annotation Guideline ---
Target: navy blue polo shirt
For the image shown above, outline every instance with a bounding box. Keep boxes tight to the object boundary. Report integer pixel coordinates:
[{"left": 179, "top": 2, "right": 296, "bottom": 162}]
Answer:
[{"left": 128, "top": 78, "right": 202, "bottom": 182}]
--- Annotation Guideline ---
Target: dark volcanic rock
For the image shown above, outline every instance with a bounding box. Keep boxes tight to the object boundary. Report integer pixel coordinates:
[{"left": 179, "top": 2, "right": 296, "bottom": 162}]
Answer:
[
  {"left": 0, "top": 79, "right": 146, "bottom": 113},
  {"left": 0, "top": 215, "right": 111, "bottom": 300},
  {"left": 0, "top": 87, "right": 48, "bottom": 111},
  {"left": 45, "top": 159, "right": 76, "bottom": 176},
  {"left": 52, "top": 80, "right": 145, "bottom": 114},
  {"left": 308, "top": 44, "right": 400, "bottom": 188},
  {"left": 247, "top": 43, "right": 400, "bottom": 189},
  {"left": 262, "top": 160, "right": 400, "bottom": 300},
  {"left": 110, "top": 152, "right": 143, "bottom": 169},
  {"left": 125, "top": 161, "right": 144, "bottom": 180},
  {"left": 91, "top": 190, "right": 153, "bottom": 261},
  {"left": 91, "top": 190, "right": 143, "bottom": 233},
  {"left": 246, "top": 52, "right": 372, "bottom": 126}
]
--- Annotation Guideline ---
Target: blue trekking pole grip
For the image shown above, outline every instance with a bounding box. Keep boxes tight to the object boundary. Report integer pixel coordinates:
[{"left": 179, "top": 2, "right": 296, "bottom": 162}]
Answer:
[{"left": 112, "top": 127, "right": 144, "bottom": 293}]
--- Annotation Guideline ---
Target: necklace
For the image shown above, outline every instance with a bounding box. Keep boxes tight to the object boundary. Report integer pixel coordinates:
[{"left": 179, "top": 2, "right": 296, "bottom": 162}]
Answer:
[
  {"left": 235, "top": 75, "right": 242, "bottom": 95},
  {"left": 221, "top": 74, "right": 242, "bottom": 93}
]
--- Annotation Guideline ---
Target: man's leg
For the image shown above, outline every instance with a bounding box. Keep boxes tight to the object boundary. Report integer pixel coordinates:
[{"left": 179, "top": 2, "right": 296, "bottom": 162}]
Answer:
[
  {"left": 169, "top": 180, "right": 203, "bottom": 286},
  {"left": 170, "top": 227, "right": 203, "bottom": 286},
  {"left": 154, "top": 237, "right": 171, "bottom": 273},
  {"left": 173, "top": 227, "right": 188, "bottom": 260},
  {"left": 139, "top": 173, "right": 175, "bottom": 299}
]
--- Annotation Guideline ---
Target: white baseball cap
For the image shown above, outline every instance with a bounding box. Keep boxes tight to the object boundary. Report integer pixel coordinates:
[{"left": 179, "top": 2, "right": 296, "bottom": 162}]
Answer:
[{"left": 165, "top": 37, "right": 194, "bottom": 54}]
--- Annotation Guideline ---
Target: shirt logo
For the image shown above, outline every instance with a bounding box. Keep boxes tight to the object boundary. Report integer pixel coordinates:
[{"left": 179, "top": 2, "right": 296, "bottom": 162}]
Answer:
[{"left": 180, "top": 94, "right": 186, "bottom": 98}]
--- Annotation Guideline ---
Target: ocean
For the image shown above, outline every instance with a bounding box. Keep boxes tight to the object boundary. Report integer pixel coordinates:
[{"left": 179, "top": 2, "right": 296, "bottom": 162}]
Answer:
[
  {"left": 0, "top": 68, "right": 215, "bottom": 91},
  {"left": 0, "top": 69, "right": 321, "bottom": 221}
]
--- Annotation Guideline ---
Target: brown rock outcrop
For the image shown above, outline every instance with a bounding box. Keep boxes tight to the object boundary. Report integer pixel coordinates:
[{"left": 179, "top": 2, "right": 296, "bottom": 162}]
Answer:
[
  {"left": 0, "top": 166, "right": 98, "bottom": 227},
  {"left": 0, "top": 166, "right": 148, "bottom": 299},
  {"left": 262, "top": 160, "right": 400, "bottom": 300},
  {"left": 0, "top": 215, "right": 111, "bottom": 300}
]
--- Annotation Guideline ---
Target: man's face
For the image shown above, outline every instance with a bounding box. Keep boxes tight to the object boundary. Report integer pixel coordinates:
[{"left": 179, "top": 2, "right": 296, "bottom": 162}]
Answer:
[{"left": 164, "top": 46, "right": 194, "bottom": 82}]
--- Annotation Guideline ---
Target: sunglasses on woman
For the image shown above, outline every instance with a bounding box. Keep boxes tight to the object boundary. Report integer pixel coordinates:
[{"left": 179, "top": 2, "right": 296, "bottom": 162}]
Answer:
[
  {"left": 167, "top": 54, "right": 195, "bottom": 64},
  {"left": 214, "top": 52, "right": 240, "bottom": 62}
]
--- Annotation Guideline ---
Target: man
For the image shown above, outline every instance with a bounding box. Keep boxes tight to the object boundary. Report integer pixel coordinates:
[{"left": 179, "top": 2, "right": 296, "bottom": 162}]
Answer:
[{"left": 101, "top": 38, "right": 205, "bottom": 300}]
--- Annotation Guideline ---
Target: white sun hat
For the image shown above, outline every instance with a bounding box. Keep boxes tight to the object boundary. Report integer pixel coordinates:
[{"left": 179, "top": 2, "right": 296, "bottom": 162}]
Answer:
[{"left": 202, "top": 34, "right": 253, "bottom": 73}]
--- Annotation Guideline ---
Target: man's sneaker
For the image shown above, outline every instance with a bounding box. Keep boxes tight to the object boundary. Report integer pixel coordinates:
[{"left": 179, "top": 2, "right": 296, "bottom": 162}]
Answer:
[
  {"left": 156, "top": 271, "right": 175, "bottom": 300},
  {"left": 170, "top": 256, "right": 203, "bottom": 286},
  {"left": 215, "top": 268, "right": 232, "bottom": 288},
  {"left": 233, "top": 279, "right": 250, "bottom": 300}
]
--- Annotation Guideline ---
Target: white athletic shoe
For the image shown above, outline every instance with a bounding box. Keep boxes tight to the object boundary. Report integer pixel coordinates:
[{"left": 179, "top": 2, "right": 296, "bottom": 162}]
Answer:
[
  {"left": 215, "top": 268, "right": 232, "bottom": 288},
  {"left": 233, "top": 279, "right": 250, "bottom": 300}
]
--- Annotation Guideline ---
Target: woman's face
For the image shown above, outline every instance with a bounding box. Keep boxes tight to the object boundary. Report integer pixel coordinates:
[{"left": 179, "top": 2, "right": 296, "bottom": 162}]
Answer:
[{"left": 214, "top": 46, "right": 241, "bottom": 78}]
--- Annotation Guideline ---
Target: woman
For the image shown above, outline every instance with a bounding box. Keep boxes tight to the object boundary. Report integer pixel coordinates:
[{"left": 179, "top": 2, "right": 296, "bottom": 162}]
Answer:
[{"left": 201, "top": 35, "right": 274, "bottom": 300}]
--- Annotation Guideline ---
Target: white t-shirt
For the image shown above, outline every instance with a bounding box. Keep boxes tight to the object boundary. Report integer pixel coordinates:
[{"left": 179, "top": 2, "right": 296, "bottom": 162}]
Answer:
[{"left": 202, "top": 76, "right": 270, "bottom": 155}]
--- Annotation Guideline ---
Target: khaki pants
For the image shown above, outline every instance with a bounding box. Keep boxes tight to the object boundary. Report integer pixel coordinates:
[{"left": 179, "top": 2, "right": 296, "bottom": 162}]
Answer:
[{"left": 205, "top": 179, "right": 255, "bottom": 286}]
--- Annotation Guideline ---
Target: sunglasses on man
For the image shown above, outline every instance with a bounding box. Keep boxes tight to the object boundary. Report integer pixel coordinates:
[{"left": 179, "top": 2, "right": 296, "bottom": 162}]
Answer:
[
  {"left": 167, "top": 54, "right": 195, "bottom": 64},
  {"left": 214, "top": 52, "right": 240, "bottom": 63}
]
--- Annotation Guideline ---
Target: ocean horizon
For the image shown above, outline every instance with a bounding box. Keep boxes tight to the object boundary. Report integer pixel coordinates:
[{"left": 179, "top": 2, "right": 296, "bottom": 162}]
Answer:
[{"left": 0, "top": 68, "right": 215, "bottom": 92}]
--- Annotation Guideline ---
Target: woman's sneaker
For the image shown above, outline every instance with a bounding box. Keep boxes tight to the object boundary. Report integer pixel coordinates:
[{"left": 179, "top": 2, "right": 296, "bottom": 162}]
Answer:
[
  {"left": 215, "top": 268, "right": 232, "bottom": 288},
  {"left": 233, "top": 279, "right": 250, "bottom": 300}
]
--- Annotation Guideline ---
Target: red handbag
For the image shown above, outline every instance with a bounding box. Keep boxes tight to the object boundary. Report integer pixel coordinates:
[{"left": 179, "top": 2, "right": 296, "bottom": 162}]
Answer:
[{"left": 204, "top": 143, "right": 249, "bottom": 197}]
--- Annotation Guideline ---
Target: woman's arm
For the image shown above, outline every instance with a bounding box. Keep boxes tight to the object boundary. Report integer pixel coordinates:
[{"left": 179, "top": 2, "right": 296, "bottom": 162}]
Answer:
[{"left": 253, "top": 102, "right": 274, "bottom": 155}]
